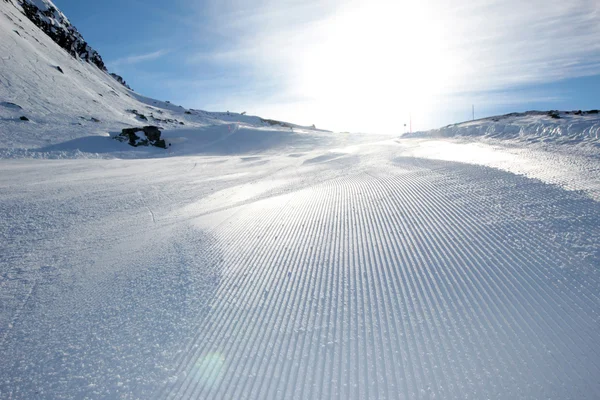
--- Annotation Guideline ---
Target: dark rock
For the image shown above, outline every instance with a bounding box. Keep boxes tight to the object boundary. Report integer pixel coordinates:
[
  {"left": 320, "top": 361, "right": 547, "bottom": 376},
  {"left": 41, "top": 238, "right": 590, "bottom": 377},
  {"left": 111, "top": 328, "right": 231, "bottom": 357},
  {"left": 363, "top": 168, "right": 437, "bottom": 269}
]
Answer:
[
  {"left": 110, "top": 73, "right": 132, "bottom": 90},
  {"left": 261, "top": 118, "right": 293, "bottom": 128},
  {"left": 55, "top": 66, "right": 64, "bottom": 74},
  {"left": 574, "top": 110, "right": 583, "bottom": 115},
  {"left": 548, "top": 111, "right": 560, "bottom": 119},
  {"left": 117, "top": 126, "right": 165, "bottom": 149},
  {"left": 122, "top": 127, "right": 144, "bottom": 135},
  {"left": 587, "top": 110, "right": 598, "bottom": 114},
  {"left": 185, "top": 111, "right": 192, "bottom": 115},
  {"left": 20, "top": 116, "right": 29, "bottom": 121},
  {"left": 142, "top": 126, "right": 161, "bottom": 141},
  {"left": 179, "top": 122, "right": 185, "bottom": 125},
  {"left": 21, "top": 1, "right": 107, "bottom": 71},
  {"left": 91, "top": 117, "right": 100, "bottom": 122},
  {"left": 119, "top": 128, "right": 142, "bottom": 146}
]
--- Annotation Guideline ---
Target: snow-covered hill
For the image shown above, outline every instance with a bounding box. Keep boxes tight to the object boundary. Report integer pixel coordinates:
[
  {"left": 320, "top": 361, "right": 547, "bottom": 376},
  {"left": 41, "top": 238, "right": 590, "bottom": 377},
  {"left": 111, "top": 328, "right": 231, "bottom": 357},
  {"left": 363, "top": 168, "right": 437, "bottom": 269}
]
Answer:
[
  {"left": 0, "top": 0, "right": 336, "bottom": 159},
  {"left": 405, "top": 110, "right": 600, "bottom": 145},
  {"left": 395, "top": 110, "right": 600, "bottom": 201}
]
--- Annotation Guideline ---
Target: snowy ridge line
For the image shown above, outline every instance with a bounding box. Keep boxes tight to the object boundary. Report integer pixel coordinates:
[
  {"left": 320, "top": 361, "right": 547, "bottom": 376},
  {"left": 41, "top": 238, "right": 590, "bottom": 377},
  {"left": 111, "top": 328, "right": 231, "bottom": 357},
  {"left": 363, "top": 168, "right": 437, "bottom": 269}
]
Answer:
[
  {"left": 405, "top": 111, "right": 600, "bottom": 145},
  {"left": 160, "top": 159, "right": 598, "bottom": 399}
]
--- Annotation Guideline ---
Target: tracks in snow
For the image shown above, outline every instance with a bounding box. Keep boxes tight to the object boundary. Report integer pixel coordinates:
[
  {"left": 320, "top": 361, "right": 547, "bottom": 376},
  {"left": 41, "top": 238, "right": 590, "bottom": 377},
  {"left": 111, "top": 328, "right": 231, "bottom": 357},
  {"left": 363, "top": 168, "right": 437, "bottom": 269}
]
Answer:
[
  {"left": 0, "top": 149, "right": 598, "bottom": 399},
  {"left": 160, "top": 157, "right": 600, "bottom": 399}
]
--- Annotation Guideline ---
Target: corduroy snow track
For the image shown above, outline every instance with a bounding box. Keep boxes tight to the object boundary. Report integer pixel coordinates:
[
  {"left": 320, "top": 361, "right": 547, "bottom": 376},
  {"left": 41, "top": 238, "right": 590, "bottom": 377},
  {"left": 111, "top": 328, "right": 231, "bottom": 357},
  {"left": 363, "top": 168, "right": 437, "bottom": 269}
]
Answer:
[{"left": 1, "top": 138, "right": 599, "bottom": 399}]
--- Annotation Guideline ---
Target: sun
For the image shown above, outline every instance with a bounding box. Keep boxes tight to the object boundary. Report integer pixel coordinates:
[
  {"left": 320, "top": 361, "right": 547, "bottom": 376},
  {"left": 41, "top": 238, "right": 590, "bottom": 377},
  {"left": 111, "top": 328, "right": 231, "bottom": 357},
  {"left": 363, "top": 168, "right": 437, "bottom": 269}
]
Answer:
[{"left": 294, "top": 0, "right": 461, "bottom": 132}]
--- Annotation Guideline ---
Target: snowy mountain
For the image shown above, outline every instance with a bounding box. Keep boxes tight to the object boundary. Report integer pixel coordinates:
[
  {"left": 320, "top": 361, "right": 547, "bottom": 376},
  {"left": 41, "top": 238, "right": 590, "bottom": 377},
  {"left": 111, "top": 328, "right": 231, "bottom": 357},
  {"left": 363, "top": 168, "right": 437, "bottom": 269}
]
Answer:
[
  {"left": 1, "top": 1, "right": 599, "bottom": 399},
  {"left": 0, "top": 0, "right": 335, "bottom": 158},
  {"left": 16, "top": 0, "right": 108, "bottom": 70}
]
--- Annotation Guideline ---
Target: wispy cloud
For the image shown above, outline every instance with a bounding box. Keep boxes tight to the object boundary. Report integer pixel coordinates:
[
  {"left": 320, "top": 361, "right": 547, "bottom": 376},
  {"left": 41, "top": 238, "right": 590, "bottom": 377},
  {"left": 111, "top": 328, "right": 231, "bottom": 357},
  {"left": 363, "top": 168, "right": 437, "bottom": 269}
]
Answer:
[
  {"left": 183, "top": 0, "right": 600, "bottom": 131},
  {"left": 109, "top": 49, "right": 170, "bottom": 67}
]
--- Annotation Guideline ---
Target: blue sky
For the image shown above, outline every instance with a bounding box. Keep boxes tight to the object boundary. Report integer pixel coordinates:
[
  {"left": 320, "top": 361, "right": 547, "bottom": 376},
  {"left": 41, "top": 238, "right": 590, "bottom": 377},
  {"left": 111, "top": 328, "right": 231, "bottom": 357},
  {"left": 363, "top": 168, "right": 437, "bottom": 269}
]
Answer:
[{"left": 53, "top": 0, "right": 600, "bottom": 133}]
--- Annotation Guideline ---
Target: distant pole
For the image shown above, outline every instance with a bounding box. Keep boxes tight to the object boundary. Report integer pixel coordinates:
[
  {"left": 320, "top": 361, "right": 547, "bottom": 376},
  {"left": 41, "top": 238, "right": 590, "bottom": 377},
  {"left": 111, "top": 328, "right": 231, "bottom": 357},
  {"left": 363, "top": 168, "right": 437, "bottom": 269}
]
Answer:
[{"left": 472, "top": 104, "right": 475, "bottom": 121}]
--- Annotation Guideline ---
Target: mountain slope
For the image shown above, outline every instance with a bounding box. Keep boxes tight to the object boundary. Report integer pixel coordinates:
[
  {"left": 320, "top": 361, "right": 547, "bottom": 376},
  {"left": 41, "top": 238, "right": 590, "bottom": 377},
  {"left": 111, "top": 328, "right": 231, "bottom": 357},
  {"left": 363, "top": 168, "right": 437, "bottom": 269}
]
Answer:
[{"left": 0, "top": 0, "right": 331, "bottom": 158}]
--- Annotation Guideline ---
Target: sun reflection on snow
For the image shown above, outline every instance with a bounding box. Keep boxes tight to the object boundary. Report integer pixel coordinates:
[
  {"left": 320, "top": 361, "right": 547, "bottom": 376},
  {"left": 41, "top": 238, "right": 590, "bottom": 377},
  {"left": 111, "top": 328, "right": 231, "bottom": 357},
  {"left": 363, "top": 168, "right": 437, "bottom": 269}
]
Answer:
[{"left": 190, "top": 352, "right": 226, "bottom": 388}]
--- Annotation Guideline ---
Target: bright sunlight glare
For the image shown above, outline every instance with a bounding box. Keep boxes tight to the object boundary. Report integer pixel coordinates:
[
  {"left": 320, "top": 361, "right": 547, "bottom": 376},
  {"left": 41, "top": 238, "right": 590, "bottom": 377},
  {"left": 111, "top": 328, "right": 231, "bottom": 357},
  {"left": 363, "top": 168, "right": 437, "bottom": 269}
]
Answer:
[{"left": 293, "top": 0, "right": 462, "bottom": 133}]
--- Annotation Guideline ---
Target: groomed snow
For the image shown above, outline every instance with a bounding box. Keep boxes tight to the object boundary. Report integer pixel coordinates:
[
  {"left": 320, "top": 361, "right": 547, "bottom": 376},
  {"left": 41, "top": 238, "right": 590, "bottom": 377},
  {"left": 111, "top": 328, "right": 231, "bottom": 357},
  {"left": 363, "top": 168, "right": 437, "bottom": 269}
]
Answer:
[
  {"left": 1, "top": 139, "right": 599, "bottom": 399},
  {"left": 1, "top": 1, "right": 599, "bottom": 399}
]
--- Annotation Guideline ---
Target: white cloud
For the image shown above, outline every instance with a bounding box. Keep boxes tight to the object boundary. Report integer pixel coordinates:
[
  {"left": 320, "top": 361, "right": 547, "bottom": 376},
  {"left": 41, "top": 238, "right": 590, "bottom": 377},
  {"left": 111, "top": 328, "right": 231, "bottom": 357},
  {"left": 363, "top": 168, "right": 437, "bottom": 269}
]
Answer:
[
  {"left": 190, "top": 0, "right": 600, "bottom": 132},
  {"left": 109, "top": 49, "right": 170, "bottom": 67}
]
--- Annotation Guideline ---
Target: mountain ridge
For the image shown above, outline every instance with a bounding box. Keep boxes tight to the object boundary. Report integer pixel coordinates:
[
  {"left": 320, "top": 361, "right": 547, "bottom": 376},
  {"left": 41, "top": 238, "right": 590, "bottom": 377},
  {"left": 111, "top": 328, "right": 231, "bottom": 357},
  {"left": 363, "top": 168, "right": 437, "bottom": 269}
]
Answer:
[
  {"left": 1, "top": 0, "right": 332, "bottom": 157},
  {"left": 3, "top": 0, "right": 132, "bottom": 88}
]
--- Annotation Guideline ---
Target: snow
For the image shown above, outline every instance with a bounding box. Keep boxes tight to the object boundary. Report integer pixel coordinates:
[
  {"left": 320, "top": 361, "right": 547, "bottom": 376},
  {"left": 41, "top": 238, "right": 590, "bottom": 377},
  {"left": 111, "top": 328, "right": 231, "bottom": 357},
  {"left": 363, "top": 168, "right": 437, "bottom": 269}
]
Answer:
[
  {"left": 1, "top": 1, "right": 600, "bottom": 399},
  {"left": 405, "top": 110, "right": 600, "bottom": 144},
  {"left": 398, "top": 112, "right": 600, "bottom": 201}
]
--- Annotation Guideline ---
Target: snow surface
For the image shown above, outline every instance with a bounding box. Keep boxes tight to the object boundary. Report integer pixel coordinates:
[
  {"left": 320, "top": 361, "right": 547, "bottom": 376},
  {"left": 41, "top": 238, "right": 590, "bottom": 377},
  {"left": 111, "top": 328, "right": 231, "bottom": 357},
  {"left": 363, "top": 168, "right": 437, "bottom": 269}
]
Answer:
[{"left": 1, "top": 1, "right": 600, "bottom": 399}]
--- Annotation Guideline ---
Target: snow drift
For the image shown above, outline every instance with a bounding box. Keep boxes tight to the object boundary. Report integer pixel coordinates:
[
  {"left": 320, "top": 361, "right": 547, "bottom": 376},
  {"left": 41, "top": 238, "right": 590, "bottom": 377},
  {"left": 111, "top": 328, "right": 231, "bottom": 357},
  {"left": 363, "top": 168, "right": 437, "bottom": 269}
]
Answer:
[{"left": 405, "top": 110, "right": 600, "bottom": 145}]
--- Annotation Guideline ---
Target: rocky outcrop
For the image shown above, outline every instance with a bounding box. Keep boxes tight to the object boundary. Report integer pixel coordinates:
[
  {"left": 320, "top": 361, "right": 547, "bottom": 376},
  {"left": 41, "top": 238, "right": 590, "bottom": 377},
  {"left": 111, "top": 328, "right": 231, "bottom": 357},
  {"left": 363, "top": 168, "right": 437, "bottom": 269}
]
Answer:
[
  {"left": 116, "top": 126, "right": 167, "bottom": 149},
  {"left": 260, "top": 118, "right": 294, "bottom": 129},
  {"left": 19, "top": 0, "right": 107, "bottom": 71},
  {"left": 110, "top": 73, "right": 132, "bottom": 90},
  {"left": 15, "top": 0, "right": 132, "bottom": 90}
]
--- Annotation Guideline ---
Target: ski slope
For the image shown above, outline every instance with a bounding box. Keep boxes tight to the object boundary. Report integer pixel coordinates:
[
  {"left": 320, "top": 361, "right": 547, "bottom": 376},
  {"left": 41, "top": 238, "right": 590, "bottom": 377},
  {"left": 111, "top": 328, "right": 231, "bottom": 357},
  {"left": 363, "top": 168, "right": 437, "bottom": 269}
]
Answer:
[
  {"left": 1, "top": 139, "right": 599, "bottom": 399},
  {"left": 1, "top": 0, "right": 600, "bottom": 399}
]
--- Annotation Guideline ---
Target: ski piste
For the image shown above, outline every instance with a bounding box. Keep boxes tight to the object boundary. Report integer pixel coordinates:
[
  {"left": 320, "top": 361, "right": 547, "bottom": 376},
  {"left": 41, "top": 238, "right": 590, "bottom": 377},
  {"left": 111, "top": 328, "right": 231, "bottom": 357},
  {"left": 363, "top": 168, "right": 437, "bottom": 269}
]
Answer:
[{"left": 1, "top": 0, "right": 599, "bottom": 398}]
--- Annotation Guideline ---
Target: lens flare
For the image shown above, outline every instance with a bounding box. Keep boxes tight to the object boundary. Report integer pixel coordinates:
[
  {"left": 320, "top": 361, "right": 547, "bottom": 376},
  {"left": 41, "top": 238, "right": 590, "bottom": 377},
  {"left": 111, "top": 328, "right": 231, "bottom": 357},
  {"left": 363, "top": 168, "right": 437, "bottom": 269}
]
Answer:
[{"left": 191, "top": 352, "right": 226, "bottom": 389}]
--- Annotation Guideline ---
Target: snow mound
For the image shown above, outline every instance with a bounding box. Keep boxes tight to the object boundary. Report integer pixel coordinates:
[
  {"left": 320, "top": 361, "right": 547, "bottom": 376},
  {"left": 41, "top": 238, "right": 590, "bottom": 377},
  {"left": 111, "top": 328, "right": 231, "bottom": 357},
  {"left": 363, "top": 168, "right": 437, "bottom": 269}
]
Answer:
[{"left": 405, "top": 111, "right": 600, "bottom": 145}]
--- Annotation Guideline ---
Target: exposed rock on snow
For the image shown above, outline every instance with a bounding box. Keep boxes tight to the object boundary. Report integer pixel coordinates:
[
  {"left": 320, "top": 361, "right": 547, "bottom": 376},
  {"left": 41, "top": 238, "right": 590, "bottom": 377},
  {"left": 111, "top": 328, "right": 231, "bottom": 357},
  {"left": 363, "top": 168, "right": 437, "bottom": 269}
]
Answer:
[
  {"left": 261, "top": 118, "right": 294, "bottom": 129},
  {"left": 110, "top": 73, "right": 132, "bottom": 90},
  {"left": 18, "top": 0, "right": 107, "bottom": 71},
  {"left": 117, "top": 126, "right": 167, "bottom": 148}
]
